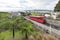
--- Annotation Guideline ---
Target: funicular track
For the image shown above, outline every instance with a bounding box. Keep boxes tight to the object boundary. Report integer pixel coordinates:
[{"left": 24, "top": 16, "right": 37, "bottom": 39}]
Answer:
[{"left": 24, "top": 17, "right": 60, "bottom": 39}]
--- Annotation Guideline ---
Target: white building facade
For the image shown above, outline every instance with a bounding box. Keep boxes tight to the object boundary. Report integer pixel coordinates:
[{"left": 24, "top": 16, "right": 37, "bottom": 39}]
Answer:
[{"left": 51, "top": 12, "right": 60, "bottom": 19}]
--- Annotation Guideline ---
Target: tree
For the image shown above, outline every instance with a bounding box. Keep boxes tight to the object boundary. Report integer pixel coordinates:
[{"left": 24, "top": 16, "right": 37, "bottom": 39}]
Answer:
[{"left": 54, "top": 0, "right": 60, "bottom": 11}]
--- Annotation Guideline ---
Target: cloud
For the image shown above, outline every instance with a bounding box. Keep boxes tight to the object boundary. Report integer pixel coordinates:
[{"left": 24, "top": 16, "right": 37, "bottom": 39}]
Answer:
[
  {"left": 20, "top": 0, "right": 59, "bottom": 10},
  {"left": 0, "top": 0, "right": 59, "bottom": 11}
]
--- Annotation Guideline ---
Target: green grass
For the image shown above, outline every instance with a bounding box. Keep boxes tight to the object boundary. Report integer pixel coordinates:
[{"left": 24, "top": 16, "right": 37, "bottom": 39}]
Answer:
[
  {"left": 14, "top": 31, "right": 24, "bottom": 40},
  {"left": 0, "top": 13, "right": 10, "bottom": 18},
  {"left": 31, "top": 12, "right": 42, "bottom": 16},
  {"left": 0, "top": 30, "right": 12, "bottom": 40}
]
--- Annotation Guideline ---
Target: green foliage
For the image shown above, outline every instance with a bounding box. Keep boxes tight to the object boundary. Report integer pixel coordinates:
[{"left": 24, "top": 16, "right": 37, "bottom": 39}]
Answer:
[
  {"left": 0, "top": 21, "right": 10, "bottom": 29},
  {"left": 0, "top": 16, "right": 24, "bottom": 29},
  {"left": 0, "top": 30, "right": 12, "bottom": 40},
  {"left": 0, "top": 12, "right": 57, "bottom": 40},
  {"left": 31, "top": 12, "right": 42, "bottom": 16},
  {"left": 0, "top": 13, "right": 10, "bottom": 18},
  {"left": 17, "top": 20, "right": 42, "bottom": 39},
  {"left": 0, "top": 15, "right": 42, "bottom": 40},
  {"left": 15, "top": 31, "right": 24, "bottom": 40},
  {"left": 54, "top": 0, "right": 60, "bottom": 11},
  {"left": 1, "top": 14, "right": 9, "bottom": 18}
]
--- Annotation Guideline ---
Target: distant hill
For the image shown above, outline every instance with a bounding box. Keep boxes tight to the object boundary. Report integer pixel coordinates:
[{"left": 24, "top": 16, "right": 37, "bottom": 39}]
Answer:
[{"left": 54, "top": 0, "right": 60, "bottom": 11}]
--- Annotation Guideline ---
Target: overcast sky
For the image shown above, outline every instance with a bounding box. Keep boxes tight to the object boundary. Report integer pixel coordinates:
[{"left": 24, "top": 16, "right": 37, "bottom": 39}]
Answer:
[{"left": 0, "top": 0, "right": 59, "bottom": 11}]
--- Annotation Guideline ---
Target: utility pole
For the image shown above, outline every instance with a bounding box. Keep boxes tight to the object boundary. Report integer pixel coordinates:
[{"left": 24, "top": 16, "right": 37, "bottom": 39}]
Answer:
[{"left": 12, "top": 25, "right": 15, "bottom": 40}]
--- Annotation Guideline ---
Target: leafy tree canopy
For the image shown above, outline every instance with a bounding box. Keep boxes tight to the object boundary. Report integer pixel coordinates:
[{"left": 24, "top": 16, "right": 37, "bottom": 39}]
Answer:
[{"left": 54, "top": 0, "right": 60, "bottom": 11}]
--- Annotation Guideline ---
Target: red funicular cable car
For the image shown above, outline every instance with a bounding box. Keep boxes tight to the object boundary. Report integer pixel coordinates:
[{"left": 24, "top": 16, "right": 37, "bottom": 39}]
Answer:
[{"left": 29, "top": 16, "right": 46, "bottom": 24}]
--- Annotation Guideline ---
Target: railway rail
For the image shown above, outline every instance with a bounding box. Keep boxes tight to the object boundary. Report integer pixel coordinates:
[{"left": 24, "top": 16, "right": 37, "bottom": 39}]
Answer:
[{"left": 24, "top": 17, "right": 60, "bottom": 39}]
